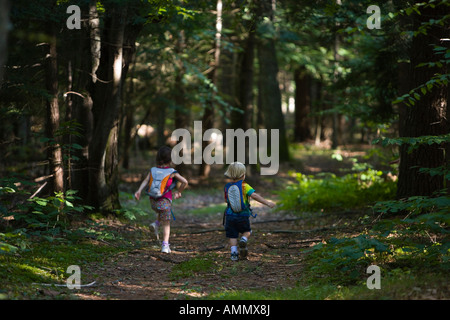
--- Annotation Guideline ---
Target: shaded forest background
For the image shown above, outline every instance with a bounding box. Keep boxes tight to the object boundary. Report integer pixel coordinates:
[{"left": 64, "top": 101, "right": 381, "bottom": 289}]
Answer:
[
  {"left": 1, "top": 0, "right": 449, "bottom": 211},
  {"left": 0, "top": 0, "right": 449, "bottom": 300}
]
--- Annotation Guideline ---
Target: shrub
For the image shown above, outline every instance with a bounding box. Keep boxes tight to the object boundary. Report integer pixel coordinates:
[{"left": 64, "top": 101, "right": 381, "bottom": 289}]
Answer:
[{"left": 278, "top": 169, "right": 396, "bottom": 212}]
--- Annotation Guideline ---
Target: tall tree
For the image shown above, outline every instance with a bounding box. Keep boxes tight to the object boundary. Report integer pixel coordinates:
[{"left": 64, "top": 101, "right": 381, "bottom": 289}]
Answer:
[
  {"left": 67, "top": 0, "right": 98, "bottom": 201},
  {"left": 0, "top": 0, "right": 10, "bottom": 86},
  {"left": 397, "top": 3, "right": 449, "bottom": 198},
  {"left": 237, "top": 28, "right": 255, "bottom": 131},
  {"left": 199, "top": 0, "right": 222, "bottom": 177},
  {"left": 88, "top": 2, "right": 128, "bottom": 210},
  {"left": 255, "top": 0, "right": 289, "bottom": 161},
  {"left": 44, "top": 18, "right": 64, "bottom": 193},
  {"left": 293, "top": 66, "right": 311, "bottom": 142}
]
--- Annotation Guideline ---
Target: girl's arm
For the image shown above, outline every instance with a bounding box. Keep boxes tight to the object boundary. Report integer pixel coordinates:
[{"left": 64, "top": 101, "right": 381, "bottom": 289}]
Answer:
[
  {"left": 172, "top": 172, "right": 188, "bottom": 199},
  {"left": 250, "top": 192, "right": 276, "bottom": 208},
  {"left": 134, "top": 173, "right": 151, "bottom": 201}
]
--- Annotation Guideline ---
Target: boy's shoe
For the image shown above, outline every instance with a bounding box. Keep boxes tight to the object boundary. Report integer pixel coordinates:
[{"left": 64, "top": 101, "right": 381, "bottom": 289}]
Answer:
[
  {"left": 230, "top": 252, "right": 239, "bottom": 261},
  {"left": 239, "top": 238, "right": 248, "bottom": 259},
  {"left": 150, "top": 222, "right": 159, "bottom": 240},
  {"left": 161, "top": 244, "right": 171, "bottom": 253}
]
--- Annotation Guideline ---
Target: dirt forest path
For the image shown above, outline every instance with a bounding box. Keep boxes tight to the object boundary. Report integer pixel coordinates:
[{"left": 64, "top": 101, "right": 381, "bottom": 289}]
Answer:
[
  {"left": 75, "top": 151, "right": 362, "bottom": 300},
  {"left": 77, "top": 205, "right": 335, "bottom": 300}
]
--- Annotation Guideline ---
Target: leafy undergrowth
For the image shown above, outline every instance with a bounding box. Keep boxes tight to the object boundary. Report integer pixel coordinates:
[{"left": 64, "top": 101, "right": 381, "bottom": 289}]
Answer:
[
  {"left": 1, "top": 146, "right": 448, "bottom": 300},
  {"left": 0, "top": 240, "right": 126, "bottom": 299}
]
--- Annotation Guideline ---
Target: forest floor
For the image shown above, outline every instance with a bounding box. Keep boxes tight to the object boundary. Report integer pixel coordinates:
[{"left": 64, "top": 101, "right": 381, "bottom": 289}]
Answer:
[
  {"left": 3, "top": 144, "right": 447, "bottom": 301},
  {"left": 71, "top": 146, "right": 376, "bottom": 300}
]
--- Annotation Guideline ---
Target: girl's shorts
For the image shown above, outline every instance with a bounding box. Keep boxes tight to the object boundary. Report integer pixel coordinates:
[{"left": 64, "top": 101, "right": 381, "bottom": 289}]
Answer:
[{"left": 150, "top": 197, "right": 172, "bottom": 221}]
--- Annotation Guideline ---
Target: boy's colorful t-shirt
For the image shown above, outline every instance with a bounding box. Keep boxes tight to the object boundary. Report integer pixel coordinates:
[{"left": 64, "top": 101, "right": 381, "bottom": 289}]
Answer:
[
  {"left": 241, "top": 182, "right": 255, "bottom": 206},
  {"left": 224, "top": 180, "right": 255, "bottom": 215}
]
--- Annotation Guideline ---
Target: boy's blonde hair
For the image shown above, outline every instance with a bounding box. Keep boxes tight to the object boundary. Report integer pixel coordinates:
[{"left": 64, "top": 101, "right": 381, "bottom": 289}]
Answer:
[{"left": 224, "top": 162, "right": 246, "bottom": 180}]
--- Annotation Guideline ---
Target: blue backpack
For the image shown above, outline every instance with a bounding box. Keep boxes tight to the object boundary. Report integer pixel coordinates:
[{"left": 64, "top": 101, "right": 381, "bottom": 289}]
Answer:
[{"left": 224, "top": 180, "right": 255, "bottom": 218}]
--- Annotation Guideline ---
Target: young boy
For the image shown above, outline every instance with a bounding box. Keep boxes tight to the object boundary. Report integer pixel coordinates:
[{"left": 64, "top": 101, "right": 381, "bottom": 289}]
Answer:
[{"left": 224, "top": 162, "right": 275, "bottom": 261}]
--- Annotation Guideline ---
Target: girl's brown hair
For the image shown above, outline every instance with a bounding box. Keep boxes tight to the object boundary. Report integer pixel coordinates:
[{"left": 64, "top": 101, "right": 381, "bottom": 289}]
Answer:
[{"left": 156, "top": 146, "right": 172, "bottom": 166}]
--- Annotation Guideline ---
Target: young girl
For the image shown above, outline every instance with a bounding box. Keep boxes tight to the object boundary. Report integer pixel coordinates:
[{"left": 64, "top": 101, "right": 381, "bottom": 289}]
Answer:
[
  {"left": 135, "top": 146, "right": 188, "bottom": 253},
  {"left": 224, "top": 162, "right": 275, "bottom": 261}
]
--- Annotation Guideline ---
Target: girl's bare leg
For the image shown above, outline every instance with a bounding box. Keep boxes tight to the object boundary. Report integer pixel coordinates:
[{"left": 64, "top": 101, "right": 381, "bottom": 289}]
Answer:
[{"left": 161, "top": 220, "right": 170, "bottom": 244}]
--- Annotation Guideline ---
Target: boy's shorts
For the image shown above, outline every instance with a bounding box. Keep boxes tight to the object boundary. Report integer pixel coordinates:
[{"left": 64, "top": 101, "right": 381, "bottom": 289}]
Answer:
[
  {"left": 225, "top": 215, "right": 251, "bottom": 239},
  {"left": 150, "top": 197, "right": 172, "bottom": 221}
]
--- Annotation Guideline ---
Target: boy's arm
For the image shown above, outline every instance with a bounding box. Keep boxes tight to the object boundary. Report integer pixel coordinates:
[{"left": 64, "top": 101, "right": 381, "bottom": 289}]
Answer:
[
  {"left": 250, "top": 192, "right": 276, "bottom": 208},
  {"left": 172, "top": 172, "right": 188, "bottom": 199},
  {"left": 135, "top": 173, "right": 151, "bottom": 201}
]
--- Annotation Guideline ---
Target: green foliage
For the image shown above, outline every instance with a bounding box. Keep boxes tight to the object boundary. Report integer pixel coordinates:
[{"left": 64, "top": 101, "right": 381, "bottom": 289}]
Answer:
[
  {"left": 303, "top": 234, "right": 389, "bottom": 284},
  {"left": 373, "top": 133, "right": 450, "bottom": 153},
  {"left": 16, "top": 190, "right": 92, "bottom": 235},
  {"left": 374, "top": 192, "right": 450, "bottom": 217},
  {"left": 300, "top": 184, "right": 449, "bottom": 286},
  {"left": 0, "top": 230, "right": 28, "bottom": 254},
  {"left": 169, "top": 254, "right": 217, "bottom": 280},
  {"left": 209, "top": 283, "right": 340, "bottom": 300},
  {"left": 278, "top": 165, "right": 396, "bottom": 212},
  {"left": 0, "top": 184, "right": 95, "bottom": 254},
  {"left": 0, "top": 241, "right": 124, "bottom": 299},
  {"left": 303, "top": 225, "right": 449, "bottom": 286}
]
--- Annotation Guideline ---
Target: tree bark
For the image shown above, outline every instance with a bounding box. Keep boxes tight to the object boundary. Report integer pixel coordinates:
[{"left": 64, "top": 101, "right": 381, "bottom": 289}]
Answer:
[
  {"left": 44, "top": 23, "right": 64, "bottom": 193},
  {"left": 255, "top": 0, "right": 289, "bottom": 161},
  {"left": 173, "top": 30, "right": 189, "bottom": 175},
  {"left": 69, "top": 0, "right": 97, "bottom": 201},
  {"left": 397, "top": 5, "right": 449, "bottom": 198},
  {"left": 0, "top": 0, "right": 10, "bottom": 86},
  {"left": 199, "top": 0, "right": 222, "bottom": 177},
  {"left": 88, "top": 4, "right": 127, "bottom": 211},
  {"left": 294, "top": 67, "right": 311, "bottom": 142},
  {"left": 236, "top": 26, "right": 255, "bottom": 131}
]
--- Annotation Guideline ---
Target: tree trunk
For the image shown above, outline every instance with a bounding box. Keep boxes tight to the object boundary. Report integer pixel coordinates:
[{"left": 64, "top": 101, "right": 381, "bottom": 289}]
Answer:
[
  {"left": 232, "top": 27, "right": 256, "bottom": 172},
  {"left": 156, "top": 97, "right": 167, "bottom": 147},
  {"left": 121, "top": 58, "right": 135, "bottom": 170},
  {"left": 69, "top": 0, "right": 98, "bottom": 202},
  {"left": 173, "top": 30, "right": 189, "bottom": 175},
  {"left": 255, "top": 0, "right": 289, "bottom": 161},
  {"left": 119, "top": 16, "right": 143, "bottom": 170},
  {"left": 236, "top": 26, "right": 255, "bottom": 131},
  {"left": 199, "top": 0, "right": 222, "bottom": 177},
  {"left": 88, "top": 4, "right": 127, "bottom": 211},
  {"left": 44, "top": 24, "right": 64, "bottom": 193},
  {"left": 397, "top": 6, "right": 449, "bottom": 198},
  {"left": 294, "top": 67, "right": 311, "bottom": 142},
  {"left": 0, "top": 0, "right": 10, "bottom": 86}
]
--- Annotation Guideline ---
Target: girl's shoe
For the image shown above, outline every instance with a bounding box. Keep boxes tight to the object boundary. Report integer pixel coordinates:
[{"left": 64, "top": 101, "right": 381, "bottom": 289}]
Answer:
[
  {"left": 161, "top": 241, "right": 171, "bottom": 253},
  {"left": 150, "top": 222, "right": 159, "bottom": 240},
  {"left": 239, "top": 238, "right": 248, "bottom": 259},
  {"left": 161, "top": 243, "right": 171, "bottom": 253}
]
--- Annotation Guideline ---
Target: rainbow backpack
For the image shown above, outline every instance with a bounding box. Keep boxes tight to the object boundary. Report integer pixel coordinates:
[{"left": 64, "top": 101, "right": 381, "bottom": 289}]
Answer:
[{"left": 146, "top": 167, "right": 177, "bottom": 199}]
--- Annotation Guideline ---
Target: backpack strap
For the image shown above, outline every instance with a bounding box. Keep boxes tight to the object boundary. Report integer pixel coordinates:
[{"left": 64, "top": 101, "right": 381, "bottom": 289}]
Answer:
[
  {"left": 161, "top": 169, "right": 177, "bottom": 196},
  {"left": 242, "top": 181, "right": 256, "bottom": 218}
]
